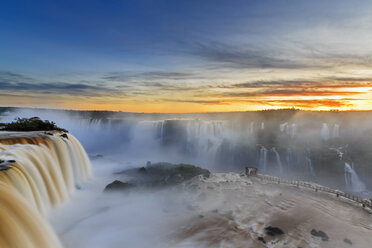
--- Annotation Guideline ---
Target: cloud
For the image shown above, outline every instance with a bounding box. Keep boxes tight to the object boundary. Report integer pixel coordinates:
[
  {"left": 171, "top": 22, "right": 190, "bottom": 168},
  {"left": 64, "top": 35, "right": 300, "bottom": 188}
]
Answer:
[
  {"left": 0, "top": 71, "right": 118, "bottom": 97},
  {"left": 230, "top": 78, "right": 372, "bottom": 90},
  {"left": 0, "top": 71, "right": 34, "bottom": 82},
  {"left": 164, "top": 99, "right": 230, "bottom": 105},
  {"left": 102, "top": 71, "right": 198, "bottom": 82},
  {"left": 189, "top": 41, "right": 314, "bottom": 70},
  {"left": 223, "top": 90, "right": 364, "bottom": 98}
]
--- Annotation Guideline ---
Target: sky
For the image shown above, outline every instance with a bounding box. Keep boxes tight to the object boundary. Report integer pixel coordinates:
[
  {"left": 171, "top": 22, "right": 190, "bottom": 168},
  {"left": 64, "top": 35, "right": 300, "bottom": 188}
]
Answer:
[{"left": 1, "top": 0, "right": 372, "bottom": 112}]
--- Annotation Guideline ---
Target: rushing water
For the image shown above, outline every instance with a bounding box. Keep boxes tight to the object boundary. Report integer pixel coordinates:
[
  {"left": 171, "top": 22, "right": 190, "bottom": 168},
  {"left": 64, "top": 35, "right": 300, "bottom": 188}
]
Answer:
[
  {"left": 0, "top": 132, "right": 91, "bottom": 248},
  {"left": 344, "top": 162, "right": 366, "bottom": 192}
]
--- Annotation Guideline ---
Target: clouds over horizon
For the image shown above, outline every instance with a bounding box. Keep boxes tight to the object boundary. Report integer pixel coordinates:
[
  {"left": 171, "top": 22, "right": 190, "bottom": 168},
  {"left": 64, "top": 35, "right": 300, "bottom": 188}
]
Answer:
[
  {"left": 1, "top": 69, "right": 371, "bottom": 111},
  {"left": 1, "top": 1, "right": 372, "bottom": 112}
]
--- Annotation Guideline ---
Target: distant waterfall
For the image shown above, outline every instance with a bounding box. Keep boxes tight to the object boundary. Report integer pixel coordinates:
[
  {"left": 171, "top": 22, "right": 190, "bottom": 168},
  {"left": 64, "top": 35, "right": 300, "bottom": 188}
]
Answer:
[
  {"left": 321, "top": 123, "right": 330, "bottom": 141},
  {"left": 259, "top": 147, "right": 268, "bottom": 172},
  {"left": 344, "top": 163, "right": 366, "bottom": 192},
  {"left": 0, "top": 132, "right": 91, "bottom": 248},
  {"left": 305, "top": 157, "right": 315, "bottom": 176},
  {"left": 332, "top": 124, "right": 340, "bottom": 138},
  {"left": 290, "top": 124, "right": 297, "bottom": 138},
  {"left": 280, "top": 122, "right": 296, "bottom": 138},
  {"left": 280, "top": 122, "right": 288, "bottom": 132},
  {"left": 286, "top": 148, "right": 293, "bottom": 171},
  {"left": 249, "top": 122, "right": 254, "bottom": 135},
  {"left": 271, "top": 147, "right": 283, "bottom": 173}
]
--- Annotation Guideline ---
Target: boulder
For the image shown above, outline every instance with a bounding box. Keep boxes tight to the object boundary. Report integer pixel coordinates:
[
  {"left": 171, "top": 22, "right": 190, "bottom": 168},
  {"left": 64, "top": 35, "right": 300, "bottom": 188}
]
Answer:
[
  {"left": 104, "top": 180, "right": 133, "bottom": 192},
  {"left": 311, "top": 229, "right": 329, "bottom": 241}
]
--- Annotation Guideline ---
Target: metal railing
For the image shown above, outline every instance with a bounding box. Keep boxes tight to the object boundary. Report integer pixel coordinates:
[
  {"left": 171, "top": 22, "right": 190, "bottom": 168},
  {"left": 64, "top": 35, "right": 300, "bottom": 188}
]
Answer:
[{"left": 253, "top": 173, "right": 372, "bottom": 210}]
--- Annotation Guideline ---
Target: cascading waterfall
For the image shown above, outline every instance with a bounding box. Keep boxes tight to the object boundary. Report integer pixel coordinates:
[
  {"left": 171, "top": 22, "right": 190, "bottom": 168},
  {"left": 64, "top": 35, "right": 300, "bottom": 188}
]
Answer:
[
  {"left": 304, "top": 148, "right": 315, "bottom": 176},
  {"left": 271, "top": 147, "right": 283, "bottom": 173},
  {"left": 290, "top": 123, "right": 297, "bottom": 138},
  {"left": 0, "top": 132, "right": 91, "bottom": 248},
  {"left": 249, "top": 122, "right": 254, "bottom": 135},
  {"left": 321, "top": 123, "right": 330, "bottom": 141},
  {"left": 280, "top": 122, "right": 288, "bottom": 133},
  {"left": 344, "top": 162, "right": 366, "bottom": 192},
  {"left": 259, "top": 146, "right": 268, "bottom": 172},
  {"left": 279, "top": 123, "right": 296, "bottom": 138},
  {"left": 332, "top": 124, "right": 340, "bottom": 138},
  {"left": 286, "top": 148, "right": 293, "bottom": 171}
]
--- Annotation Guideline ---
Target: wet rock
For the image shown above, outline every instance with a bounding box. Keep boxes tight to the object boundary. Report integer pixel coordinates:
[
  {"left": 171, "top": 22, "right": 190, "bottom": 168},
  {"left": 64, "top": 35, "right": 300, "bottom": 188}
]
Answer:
[
  {"left": 257, "top": 236, "right": 266, "bottom": 244},
  {"left": 117, "top": 162, "right": 210, "bottom": 188},
  {"left": 60, "top": 133, "right": 68, "bottom": 139},
  {"left": 311, "top": 229, "right": 329, "bottom": 241},
  {"left": 104, "top": 180, "right": 133, "bottom": 192},
  {"left": 265, "top": 226, "right": 285, "bottom": 236},
  {"left": 344, "top": 238, "right": 352, "bottom": 245},
  {"left": 0, "top": 165, "right": 11, "bottom": 171}
]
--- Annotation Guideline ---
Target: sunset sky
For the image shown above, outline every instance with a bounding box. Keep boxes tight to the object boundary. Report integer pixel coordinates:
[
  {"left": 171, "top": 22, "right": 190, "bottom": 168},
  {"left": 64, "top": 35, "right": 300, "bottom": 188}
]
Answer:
[{"left": 1, "top": 0, "right": 372, "bottom": 112}]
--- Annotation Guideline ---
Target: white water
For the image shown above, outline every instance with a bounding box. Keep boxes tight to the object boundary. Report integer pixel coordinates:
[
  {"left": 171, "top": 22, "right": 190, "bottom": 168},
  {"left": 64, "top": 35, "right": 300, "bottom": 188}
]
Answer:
[
  {"left": 0, "top": 132, "right": 91, "bottom": 248},
  {"left": 321, "top": 123, "right": 330, "bottom": 141},
  {"left": 332, "top": 124, "right": 340, "bottom": 138},
  {"left": 344, "top": 162, "right": 366, "bottom": 192},
  {"left": 259, "top": 146, "right": 268, "bottom": 172},
  {"left": 305, "top": 157, "right": 315, "bottom": 176},
  {"left": 271, "top": 147, "right": 283, "bottom": 173},
  {"left": 286, "top": 148, "right": 293, "bottom": 171},
  {"left": 279, "top": 122, "right": 296, "bottom": 138}
]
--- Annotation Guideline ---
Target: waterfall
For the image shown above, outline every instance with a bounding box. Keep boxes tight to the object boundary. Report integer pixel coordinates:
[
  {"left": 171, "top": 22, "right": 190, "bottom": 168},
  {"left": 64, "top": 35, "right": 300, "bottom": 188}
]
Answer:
[
  {"left": 250, "top": 122, "right": 254, "bottom": 135},
  {"left": 286, "top": 148, "right": 293, "bottom": 171},
  {"left": 332, "top": 124, "right": 340, "bottom": 138},
  {"left": 280, "top": 123, "right": 296, "bottom": 138},
  {"left": 259, "top": 146, "right": 268, "bottom": 172},
  {"left": 271, "top": 147, "right": 283, "bottom": 173},
  {"left": 290, "top": 124, "right": 297, "bottom": 138},
  {"left": 321, "top": 123, "right": 330, "bottom": 141},
  {"left": 280, "top": 122, "right": 288, "bottom": 132},
  {"left": 0, "top": 182, "right": 63, "bottom": 248},
  {"left": 0, "top": 132, "right": 91, "bottom": 248},
  {"left": 344, "top": 163, "right": 366, "bottom": 192},
  {"left": 305, "top": 157, "right": 315, "bottom": 176}
]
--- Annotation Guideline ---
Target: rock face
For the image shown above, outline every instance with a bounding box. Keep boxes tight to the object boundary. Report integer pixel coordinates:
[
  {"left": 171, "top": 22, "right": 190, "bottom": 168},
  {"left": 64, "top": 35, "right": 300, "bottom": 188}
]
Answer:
[
  {"left": 311, "top": 229, "right": 329, "bottom": 241},
  {"left": 105, "top": 162, "right": 211, "bottom": 191},
  {"left": 265, "top": 226, "right": 285, "bottom": 236},
  {"left": 173, "top": 173, "right": 372, "bottom": 248},
  {"left": 344, "top": 238, "right": 352, "bottom": 245},
  {"left": 104, "top": 180, "right": 133, "bottom": 192}
]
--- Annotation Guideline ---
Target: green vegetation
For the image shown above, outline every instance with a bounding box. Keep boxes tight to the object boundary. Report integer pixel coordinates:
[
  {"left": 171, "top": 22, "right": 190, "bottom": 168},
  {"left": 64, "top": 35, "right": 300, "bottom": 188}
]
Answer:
[
  {"left": 131, "top": 162, "right": 210, "bottom": 187},
  {"left": 104, "top": 162, "right": 211, "bottom": 191},
  {"left": 0, "top": 117, "right": 67, "bottom": 132},
  {"left": 104, "top": 180, "right": 133, "bottom": 192}
]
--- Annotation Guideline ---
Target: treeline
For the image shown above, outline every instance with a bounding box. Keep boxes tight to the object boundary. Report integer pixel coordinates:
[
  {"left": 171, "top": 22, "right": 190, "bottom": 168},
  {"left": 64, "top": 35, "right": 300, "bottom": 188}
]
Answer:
[{"left": 0, "top": 117, "right": 67, "bottom": 132}]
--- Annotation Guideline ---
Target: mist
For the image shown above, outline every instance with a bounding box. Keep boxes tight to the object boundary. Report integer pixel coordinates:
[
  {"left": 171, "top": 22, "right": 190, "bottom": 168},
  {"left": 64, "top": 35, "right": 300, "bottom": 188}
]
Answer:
[
  {"left": 2, "top": 107, "right": 372, "bottom": 192},
  {"left": 1, "top": 107, "right": 372, "bottom": 247}
]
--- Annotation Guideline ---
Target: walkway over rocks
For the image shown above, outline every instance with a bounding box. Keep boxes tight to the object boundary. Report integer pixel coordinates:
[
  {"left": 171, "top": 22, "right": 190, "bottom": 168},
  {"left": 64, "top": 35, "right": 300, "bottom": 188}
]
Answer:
[{"left": 245, "top": 170, "right": 372, "bottom": 211}]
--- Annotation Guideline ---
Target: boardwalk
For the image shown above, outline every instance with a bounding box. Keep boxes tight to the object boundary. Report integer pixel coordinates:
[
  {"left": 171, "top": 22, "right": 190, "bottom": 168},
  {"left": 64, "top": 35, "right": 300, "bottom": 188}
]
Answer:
[{"left": 249, "top": 173, "right": 372, "bottom": 211}]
